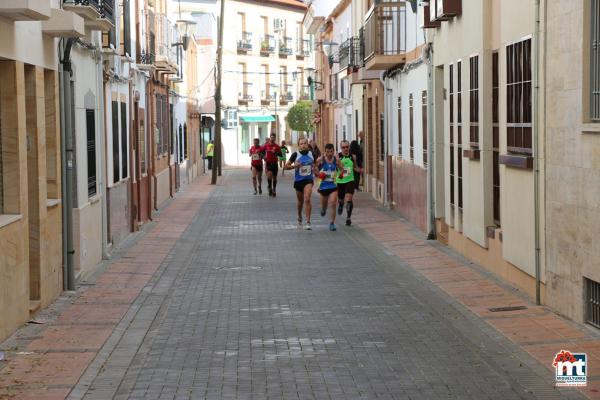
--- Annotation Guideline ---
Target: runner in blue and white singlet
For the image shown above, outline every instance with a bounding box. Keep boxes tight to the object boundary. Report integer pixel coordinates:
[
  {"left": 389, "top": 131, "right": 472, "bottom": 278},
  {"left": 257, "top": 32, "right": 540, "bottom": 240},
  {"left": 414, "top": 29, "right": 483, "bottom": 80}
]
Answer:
[
  {"left": 285, "top": 137, "right": 315, "bottom": 230},
  {"left": 316, "top": 143, "right": 339, "bottom": 231}
]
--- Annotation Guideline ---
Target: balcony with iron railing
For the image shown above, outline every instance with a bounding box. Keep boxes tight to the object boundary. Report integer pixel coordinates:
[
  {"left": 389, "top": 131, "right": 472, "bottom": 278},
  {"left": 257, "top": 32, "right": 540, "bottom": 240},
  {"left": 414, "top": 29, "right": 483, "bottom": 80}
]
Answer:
[
  {"left": 279, "top": 37, "right": 293, "bottom": 57},
  {"left": 137, "top": 10, "right": 156, "bottom": 69},
  {"left": 261, "top": 89, "right": 276, "bottom": 104},
  {"left": 260, "top": 35, "right": 276, "bottom": 55},
  {"left": 339, "top": 37, "right": 361, "bottom": 71},
  {"left": 62, "top": 0, "right": 114, "bottom": 31},
  {"left": 299, "top": 85, "right": 310, "bottom": 100},
  {"left": 296, "top": 39, "right": 310, "bottom": 58},
  {"left": 279, "top": 85, "right": 293, "bottom": 104},
  {"left": 238, "top": 82, "right": 253, "bottom": 104},
  {"left": 362, "top": 1, "right": 407, "bottom": 71},
  {"left": 154, "top": 13, "right": 179, "bottom": 73},
  {"left": 238, "top": 31, "right": 253, "bottom": 52}
]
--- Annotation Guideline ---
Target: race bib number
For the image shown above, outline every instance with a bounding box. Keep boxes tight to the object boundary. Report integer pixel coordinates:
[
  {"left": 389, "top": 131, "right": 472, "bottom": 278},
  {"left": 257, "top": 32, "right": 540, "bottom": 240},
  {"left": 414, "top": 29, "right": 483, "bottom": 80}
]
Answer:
[
  {"left": 324, "top": 170, "right": 334, "bottom": 182},
  {"left": 251, "top": 154, "right": 260, "bottom": 161},
  {"left": 299, "top": 165, "right": 312, "bottom": 177},
  {"left": 343, "top": 166, "right": 352, "bottom": 176}
]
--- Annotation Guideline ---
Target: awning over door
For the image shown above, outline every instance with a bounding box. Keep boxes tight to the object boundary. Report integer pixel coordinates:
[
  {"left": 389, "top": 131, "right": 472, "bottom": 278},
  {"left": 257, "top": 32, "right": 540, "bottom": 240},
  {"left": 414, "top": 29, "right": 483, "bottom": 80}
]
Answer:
[{"left": 240, "top": 115, "right": 275, "bottom": 123}]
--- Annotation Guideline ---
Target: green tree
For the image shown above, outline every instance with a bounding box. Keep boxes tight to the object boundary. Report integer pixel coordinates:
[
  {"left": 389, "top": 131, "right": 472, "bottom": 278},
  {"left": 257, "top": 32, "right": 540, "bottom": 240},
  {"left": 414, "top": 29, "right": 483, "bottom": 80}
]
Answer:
[{"left": 286, "top": 100, "right": 314, "bottom": 136}]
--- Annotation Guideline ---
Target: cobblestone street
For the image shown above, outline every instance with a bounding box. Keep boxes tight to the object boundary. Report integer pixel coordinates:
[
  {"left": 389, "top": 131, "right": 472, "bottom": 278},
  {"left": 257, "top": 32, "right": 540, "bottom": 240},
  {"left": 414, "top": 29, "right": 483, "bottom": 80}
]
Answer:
[{"left": 0, "top": 170, "right": 593, "bottom": 399}]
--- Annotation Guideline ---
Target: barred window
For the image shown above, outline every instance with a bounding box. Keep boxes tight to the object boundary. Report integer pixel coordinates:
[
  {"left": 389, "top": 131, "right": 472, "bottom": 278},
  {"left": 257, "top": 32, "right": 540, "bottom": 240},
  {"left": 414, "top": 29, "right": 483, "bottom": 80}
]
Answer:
[
  {"left": 492, "top": 52, "right": 500, "bottom": 226},
  {"left": 86, "top": 110, "right": 97, "bottom": 197},
  {"left": 422, "top": 90, "right": 428, "bottom": 166},
  {"left": 457, "top": 60, "right": 463, "bottom": 210},
  {"left": 0, "top": 98, "right": 3, "bottom": 214},
  {"left": 469, "top": 55, "right": 479, "bottom": 148},
  {"left": 112, "top": 101, "right": 119, "bottom": 183},
  {"left": 591, "top": 0, "right": 600, "bottom": 121},
  {"left": 397, "top": 96, "right": 402, "bottom": 157},
  {"left": 449, "top": 63, "right": 455, "bottom": 206},
  {"left": 409, "top": 93, "right": 414, "bottom": 162},
  {"left": 506, "top": 38, "right": 532, "bottom": 154}
]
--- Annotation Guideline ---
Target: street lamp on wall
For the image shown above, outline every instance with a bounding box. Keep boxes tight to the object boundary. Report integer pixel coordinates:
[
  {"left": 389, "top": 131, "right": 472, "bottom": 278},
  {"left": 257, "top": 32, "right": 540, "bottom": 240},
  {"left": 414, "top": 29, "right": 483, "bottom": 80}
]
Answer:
[{"left": 174, "top": 19, "right": 196, "bottom": 51}]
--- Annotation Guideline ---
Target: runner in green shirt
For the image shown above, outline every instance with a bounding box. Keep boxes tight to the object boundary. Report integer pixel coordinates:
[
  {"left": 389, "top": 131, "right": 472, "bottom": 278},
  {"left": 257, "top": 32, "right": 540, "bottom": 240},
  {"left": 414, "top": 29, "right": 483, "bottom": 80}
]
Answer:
[
  {"left": 336, "top": 140, "right": 362, "bottom": 226},
  {"left": 278, "top": 140, "right": 289, "bottom": 176}
]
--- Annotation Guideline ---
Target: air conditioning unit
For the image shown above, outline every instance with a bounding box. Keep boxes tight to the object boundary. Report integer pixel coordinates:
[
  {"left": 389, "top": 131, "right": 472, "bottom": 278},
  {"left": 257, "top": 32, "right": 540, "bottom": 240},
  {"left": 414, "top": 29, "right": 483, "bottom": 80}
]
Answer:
[{"left": 274, "top": 18, "right": 285, "bottom": 31}]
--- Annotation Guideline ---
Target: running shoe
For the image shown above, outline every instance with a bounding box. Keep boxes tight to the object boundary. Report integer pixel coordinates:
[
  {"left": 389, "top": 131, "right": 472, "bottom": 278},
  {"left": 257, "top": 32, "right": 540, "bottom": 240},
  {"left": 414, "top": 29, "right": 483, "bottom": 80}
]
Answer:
[
  {"left": 305, "top": 222, "right": 312, "bottom": 230},
  {"left": 254, "top": 190, "right": 257, "bottom": 195},
  {"left": 258, "top": 187, "right": 262, "bottom": 195},
  {"left": 345, "top": 218, "right": 352, "bottom": 226},
  {"left": 320, "top": 207, "right": 326, "bottom": 217},
  {"left": 337, "top": 202, "right": 344, "bottom": 215},
  {"left": 272, "top": 191, "right": 277, "bottom": 197},
  {"left": 268, "top": 188, "right": 273, "bottom": 197},
  {"left": 297, "top": 218, "right": 302, "bottom": 230},
  {"left": 329, "top": 223, "right": 337, "bottom": 231}
]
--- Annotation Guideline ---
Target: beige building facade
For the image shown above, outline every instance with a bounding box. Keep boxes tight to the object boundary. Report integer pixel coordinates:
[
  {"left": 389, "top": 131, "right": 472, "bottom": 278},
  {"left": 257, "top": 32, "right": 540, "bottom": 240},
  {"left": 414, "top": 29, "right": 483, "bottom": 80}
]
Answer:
[
  {"left": 221, "top": 0, "right": 310, "bottom": 166},
  {"left": 0, "top": 0, "right": 85, "bottom": 341},
  {"left": 429, "top": 0, "right": 546, "bottom": 300},
  {"left": 545, "top": 0, "right": 600, "bottom": 325}
]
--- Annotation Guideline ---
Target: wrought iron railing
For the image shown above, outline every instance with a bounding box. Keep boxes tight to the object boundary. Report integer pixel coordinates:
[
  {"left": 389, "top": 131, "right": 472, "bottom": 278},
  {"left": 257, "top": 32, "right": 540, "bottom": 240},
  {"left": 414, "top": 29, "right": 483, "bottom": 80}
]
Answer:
[
  {"left": 260, "top": 35, "right": 275, "bottom": 53},
  {"left": 363, "top": 2, "right": 406, "bottom": 62},
  {"left": 339, "top": 37, "right": 361, "bottom": 70},
  {"left": 279, "top": 37, "right": 293, "bottom": 56},
  {"left": 238, "top": 31, "right": 253, "bottom": 51}
]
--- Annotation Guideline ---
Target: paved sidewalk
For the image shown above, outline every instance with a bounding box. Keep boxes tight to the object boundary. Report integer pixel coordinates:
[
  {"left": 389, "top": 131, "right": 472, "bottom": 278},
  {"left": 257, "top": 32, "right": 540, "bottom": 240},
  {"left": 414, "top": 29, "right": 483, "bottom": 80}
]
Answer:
[
  {"left": 0, "top": 168, "right": 596, "bottom": 399},
  {"left": 353, "top": 195, "right": 600, "bottom": 400},
  {"left": 0, "top": 173, "right": 215, "bottom": 400}
]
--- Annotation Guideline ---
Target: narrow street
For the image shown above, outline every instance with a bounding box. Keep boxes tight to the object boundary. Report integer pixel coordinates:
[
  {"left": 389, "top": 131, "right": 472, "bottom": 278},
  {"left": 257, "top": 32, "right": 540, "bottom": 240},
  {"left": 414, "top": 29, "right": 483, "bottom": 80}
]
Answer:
[{"left": 3, "top": 169, "right": 579, "bottom": 400}]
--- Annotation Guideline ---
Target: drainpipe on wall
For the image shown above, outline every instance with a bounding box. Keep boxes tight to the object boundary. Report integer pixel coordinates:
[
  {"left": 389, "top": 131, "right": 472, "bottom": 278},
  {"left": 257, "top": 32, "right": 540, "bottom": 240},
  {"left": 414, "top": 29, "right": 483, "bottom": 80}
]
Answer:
[
  {"left": 59, "top": 38, "right": 76, "bottom": 291},
  {"left": 95, "top": 43, "right": 109, "bottom": 260},
  {"left": 426, "top": 43, "right": 436, "bottom": 240},
  {"left": 533, "top": 0, "right": 543, "bottom": 305},
  {"left": 380, "top": 71, "right": 389, "bottom": 206}
]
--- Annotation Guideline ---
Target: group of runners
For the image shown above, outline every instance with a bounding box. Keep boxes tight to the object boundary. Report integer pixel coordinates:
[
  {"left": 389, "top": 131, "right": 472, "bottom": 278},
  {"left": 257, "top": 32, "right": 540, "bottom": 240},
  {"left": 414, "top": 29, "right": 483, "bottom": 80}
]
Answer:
[
  {"left": 248, "top": 134, "right": 289, "bottom": 197},
  {"left": 249, "top": 135, "right": 362, "bottom": 232}
]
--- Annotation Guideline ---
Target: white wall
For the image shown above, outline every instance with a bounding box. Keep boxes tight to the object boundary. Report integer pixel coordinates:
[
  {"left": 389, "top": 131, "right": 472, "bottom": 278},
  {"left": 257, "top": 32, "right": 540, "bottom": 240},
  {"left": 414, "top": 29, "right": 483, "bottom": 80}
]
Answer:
[{"left": 389, "top": 63, "right": 428, "bottom": 167}]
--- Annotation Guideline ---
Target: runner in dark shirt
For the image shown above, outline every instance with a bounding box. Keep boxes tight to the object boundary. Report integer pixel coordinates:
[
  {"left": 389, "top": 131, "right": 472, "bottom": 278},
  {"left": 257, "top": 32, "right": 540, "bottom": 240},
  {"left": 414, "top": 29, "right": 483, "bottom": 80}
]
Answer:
[
  {"left": 263, "top": 134, "right": 282, "bottom": 197},
  {"left": 249, "top": 138, "right": 264, "bottom": 195}
]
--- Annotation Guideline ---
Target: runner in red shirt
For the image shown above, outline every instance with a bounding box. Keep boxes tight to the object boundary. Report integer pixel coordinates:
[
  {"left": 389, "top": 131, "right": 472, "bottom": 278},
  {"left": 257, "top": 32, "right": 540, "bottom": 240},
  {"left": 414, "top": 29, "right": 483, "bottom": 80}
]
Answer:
[
  {"left": 263, "top": 133, "right": 282, "bottom": 197},
  {"left": 249, "top": 138, "right": 264, "bottom": 195}
]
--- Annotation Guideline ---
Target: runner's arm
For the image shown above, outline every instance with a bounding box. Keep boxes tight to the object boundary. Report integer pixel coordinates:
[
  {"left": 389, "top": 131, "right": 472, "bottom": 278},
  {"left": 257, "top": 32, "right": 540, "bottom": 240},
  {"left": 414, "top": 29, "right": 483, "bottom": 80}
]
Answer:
[
  {"left": 352, "top": 155, "right": 363, "bottom": 173},
  {"left": 284, "top": 152, "right": 299, "bottom": 170}
]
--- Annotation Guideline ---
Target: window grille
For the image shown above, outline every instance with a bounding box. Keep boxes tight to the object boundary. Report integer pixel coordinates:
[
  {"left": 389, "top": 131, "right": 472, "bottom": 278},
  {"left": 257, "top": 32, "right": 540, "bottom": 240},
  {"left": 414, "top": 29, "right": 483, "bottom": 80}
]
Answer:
[
  {"left": 469, "top": 55, "right": 479, "bottom": 148},
  {"left": 397, "top": 97, "right": 402, "bottom": 157},
  {"left": 409, "top": 93, "right": 414, "bottom": 162},
  {"left": 585, "top": 277, "right": 600, "bottom": 328},
  {"left": 422, "top": 91, "right": 428, "bottom": 166},
  {"left": 492, "top": 52, "right": 500, "bottom": 226},
  {"left": 86, "top": 109, "right": 97, "bottom": 197},
  {"left": 449, "top": 63, "right": 455, "bottom": 206},
  {"left": 457, "top": 60, "right": 463, "bottom": 209},
  {"left": 591, "top": 0, "right": 600, "bottom": 121},
  {"left": 506, "top": 39, "right": 532, "bottom": 154}
]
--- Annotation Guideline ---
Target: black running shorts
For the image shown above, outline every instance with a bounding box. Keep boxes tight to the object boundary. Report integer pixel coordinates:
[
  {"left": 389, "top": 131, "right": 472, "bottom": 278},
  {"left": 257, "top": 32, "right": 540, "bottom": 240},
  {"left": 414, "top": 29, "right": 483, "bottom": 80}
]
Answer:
[
  {"left": 318, "top": 187, "right": 337, "bottom": 197},
  {"left": 337, "top": 181, "right": 355, "bottom": 198},
  {"left": 266, "top": 162, "right": 278, "bottom": 175},
  {"left": 294, "top": 179, "right": 314, "bottom": 192}
]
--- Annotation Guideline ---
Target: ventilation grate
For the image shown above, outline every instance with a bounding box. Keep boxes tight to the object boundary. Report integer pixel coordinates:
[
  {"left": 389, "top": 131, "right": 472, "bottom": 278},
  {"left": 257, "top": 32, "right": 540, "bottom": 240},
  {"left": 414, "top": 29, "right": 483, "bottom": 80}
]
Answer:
[{"left": 488, "top": 306, "right": 527, "bottom": 313}]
